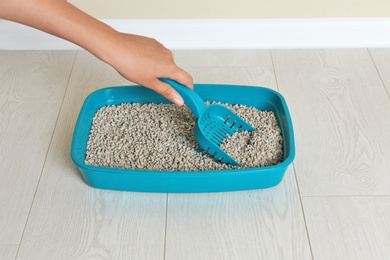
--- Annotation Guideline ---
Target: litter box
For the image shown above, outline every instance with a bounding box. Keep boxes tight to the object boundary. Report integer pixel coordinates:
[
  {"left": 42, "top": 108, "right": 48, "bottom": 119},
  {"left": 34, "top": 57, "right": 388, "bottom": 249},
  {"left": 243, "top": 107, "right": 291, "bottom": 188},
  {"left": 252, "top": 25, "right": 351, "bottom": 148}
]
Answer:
[{"left": 71, "top": 84, "right": 295, "bottom": 193}]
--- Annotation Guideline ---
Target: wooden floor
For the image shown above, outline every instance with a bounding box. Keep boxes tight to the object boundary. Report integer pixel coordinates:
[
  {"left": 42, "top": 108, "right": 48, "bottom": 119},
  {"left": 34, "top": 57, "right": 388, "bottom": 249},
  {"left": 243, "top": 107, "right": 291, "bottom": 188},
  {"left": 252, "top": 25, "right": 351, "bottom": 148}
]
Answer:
[{"left": 1, "top": 49, "right": 390, "bottom": 260}]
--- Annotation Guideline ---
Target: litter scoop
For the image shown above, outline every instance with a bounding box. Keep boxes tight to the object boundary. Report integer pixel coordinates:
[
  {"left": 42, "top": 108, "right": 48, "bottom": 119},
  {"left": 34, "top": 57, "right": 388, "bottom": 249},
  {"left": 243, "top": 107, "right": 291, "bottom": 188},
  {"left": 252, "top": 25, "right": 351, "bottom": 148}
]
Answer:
[{"left": 160, "top": 78, "right": 256, "bottom": 166}]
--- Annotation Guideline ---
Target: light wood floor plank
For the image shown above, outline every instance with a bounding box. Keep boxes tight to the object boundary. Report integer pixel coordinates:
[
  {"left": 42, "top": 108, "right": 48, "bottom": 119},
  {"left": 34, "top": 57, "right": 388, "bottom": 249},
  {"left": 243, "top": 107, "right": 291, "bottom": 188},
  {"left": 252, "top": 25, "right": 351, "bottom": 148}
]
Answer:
[
  {"left": 182, "top": 66, "right": 276, "bottom": 88},
  {"left": 0, "top": 51, "right": 76, "bottom": 244},
  {"left": 166, "top": 50, "right": 310, "bottom": 260},
  {"left": 16, "top": 51, "right": 167, "bottom": 259},
  {"left": 174, "top": 50, "right": 272, "bottom": 67},
  {"left": 0, "top": 245, "right": 18, "bottom": 260},
  {"left": 174, "top": 50, "right": 276, "bottom": 88},
  {"left": 369, "top": 48, "right": 390, "bottom": 94},
  {"left": 271, "top": 49, "right": 390, "bottom": 196},
  {"left": 303, "top": 196, "right": 390, "bottom": 260},
  {"left": 165, "top": 169, "right": 311, "bottom": 260}
]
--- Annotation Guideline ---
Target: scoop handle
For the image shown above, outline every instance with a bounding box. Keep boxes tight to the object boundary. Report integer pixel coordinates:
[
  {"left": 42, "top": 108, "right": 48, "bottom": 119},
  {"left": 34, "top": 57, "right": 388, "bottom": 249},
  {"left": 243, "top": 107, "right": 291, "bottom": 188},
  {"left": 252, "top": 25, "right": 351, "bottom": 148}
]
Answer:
[{"left": 159, "top": 78, "right": 206, "bottom": 119}]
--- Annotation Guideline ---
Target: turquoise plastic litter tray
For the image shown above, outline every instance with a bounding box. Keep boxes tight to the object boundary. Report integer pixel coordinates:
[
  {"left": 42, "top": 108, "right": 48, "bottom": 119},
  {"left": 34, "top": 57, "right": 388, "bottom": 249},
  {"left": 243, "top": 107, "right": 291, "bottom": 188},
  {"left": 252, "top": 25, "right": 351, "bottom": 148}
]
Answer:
[{"left": 71, "top": 84, "right": 295, "bottom": 193}]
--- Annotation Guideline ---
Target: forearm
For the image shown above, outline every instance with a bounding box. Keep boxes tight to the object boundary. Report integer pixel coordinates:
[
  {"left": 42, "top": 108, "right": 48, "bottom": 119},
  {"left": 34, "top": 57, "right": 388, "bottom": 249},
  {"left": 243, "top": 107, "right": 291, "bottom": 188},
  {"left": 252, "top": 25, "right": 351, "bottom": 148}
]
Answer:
[{"left": 0, "top": 0, "right": 116, "bottom": 63}]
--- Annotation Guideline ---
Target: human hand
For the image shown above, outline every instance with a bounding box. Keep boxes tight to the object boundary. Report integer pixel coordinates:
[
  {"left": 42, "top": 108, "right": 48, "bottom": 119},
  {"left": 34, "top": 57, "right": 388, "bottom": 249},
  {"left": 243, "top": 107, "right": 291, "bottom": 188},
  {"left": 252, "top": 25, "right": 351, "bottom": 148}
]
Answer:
[
  {"left": 0, "top": 0, "right": 192, "bottom": 106},
  {"left": 102, "top": 32, "right": 193, "bottom": 106}
]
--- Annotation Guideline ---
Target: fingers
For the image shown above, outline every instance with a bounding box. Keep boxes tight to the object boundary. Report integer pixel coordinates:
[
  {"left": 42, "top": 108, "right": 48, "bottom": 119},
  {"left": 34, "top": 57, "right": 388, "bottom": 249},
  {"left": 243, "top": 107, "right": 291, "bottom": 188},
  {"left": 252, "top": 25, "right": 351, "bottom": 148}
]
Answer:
[
  {"left": 151, "top": 64, "right": 193, "bottom": 106},
  {"left": 168, "top": 66, "right": 194, "bottom": 90},
  {"left": 150, "top": 78, "right": 185, "bottom": 106}
]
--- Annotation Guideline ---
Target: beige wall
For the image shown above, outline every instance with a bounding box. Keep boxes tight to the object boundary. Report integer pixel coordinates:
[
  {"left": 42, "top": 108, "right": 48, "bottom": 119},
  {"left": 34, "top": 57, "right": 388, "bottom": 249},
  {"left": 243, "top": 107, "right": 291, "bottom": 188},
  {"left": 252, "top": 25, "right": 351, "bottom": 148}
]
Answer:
[{"left": 70, "top": 0, "right": 390, "bottom": 19}]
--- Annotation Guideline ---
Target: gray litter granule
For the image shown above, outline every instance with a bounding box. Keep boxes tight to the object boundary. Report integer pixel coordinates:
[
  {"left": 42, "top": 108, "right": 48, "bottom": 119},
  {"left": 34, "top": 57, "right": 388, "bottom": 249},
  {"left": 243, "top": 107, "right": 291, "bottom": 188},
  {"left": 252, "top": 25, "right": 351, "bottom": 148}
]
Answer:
[{"left": 85, "top": 102, "right": 283, "bottom": 171}]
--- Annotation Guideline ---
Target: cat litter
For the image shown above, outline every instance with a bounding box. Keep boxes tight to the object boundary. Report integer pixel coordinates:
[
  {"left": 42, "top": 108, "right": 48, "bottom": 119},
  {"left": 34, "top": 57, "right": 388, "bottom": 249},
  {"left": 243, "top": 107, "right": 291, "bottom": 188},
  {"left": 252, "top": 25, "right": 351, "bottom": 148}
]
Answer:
[{"left": 84, "top": 102, "right": 283, "bottom": 171}]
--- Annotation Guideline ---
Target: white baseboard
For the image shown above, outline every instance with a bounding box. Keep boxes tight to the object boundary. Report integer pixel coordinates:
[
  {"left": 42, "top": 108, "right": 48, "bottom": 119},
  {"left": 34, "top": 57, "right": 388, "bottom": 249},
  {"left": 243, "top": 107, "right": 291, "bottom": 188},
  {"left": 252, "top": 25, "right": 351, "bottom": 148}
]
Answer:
[{"left": 1, "top": 18, "right": 390, "bottom": 50}]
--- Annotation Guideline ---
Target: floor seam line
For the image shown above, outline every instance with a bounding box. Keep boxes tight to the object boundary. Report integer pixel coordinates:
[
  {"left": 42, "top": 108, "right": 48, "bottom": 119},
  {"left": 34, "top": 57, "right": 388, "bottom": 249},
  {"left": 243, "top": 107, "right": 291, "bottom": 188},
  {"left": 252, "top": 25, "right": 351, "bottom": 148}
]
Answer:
[
  {"left": 367, "top": 48, "right": 390, "bottom": 101},
  {"left": 14, "top": 50, "right": 78, "bottom": 259},
  {"left": 163, "top": 193, "right": 169, "bottom": 260}
]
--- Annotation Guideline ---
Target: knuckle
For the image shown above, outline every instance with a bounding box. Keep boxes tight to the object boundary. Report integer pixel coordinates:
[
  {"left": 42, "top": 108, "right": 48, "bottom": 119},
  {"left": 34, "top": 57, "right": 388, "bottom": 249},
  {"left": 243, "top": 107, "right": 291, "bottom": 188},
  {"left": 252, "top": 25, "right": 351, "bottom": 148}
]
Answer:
[{"left": 158, "top": 85, "right": 173, "bottom": 97}]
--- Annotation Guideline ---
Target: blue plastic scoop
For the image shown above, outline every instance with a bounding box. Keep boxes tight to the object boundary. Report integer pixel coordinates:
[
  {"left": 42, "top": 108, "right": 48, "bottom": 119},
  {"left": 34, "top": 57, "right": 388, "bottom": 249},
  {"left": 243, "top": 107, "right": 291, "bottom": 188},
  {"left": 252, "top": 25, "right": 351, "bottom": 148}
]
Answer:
[{"left": 160, "top": 78, "right": 256, "bottom": 166}]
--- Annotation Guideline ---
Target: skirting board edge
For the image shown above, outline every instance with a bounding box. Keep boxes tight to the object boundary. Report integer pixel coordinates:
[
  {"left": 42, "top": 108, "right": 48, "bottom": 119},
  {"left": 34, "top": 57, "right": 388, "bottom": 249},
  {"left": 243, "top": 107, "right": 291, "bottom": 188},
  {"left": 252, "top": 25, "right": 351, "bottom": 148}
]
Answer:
[{"left": 1, "top": 18, "right": 390, "bottom": 50}]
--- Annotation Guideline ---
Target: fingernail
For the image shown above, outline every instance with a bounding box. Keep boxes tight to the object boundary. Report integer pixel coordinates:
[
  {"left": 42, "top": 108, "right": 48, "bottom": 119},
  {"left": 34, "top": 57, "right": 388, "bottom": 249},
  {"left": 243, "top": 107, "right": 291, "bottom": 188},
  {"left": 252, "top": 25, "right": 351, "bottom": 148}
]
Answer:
[{"left": 173, "top": 97, "right": 184, "bottom": 106}]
